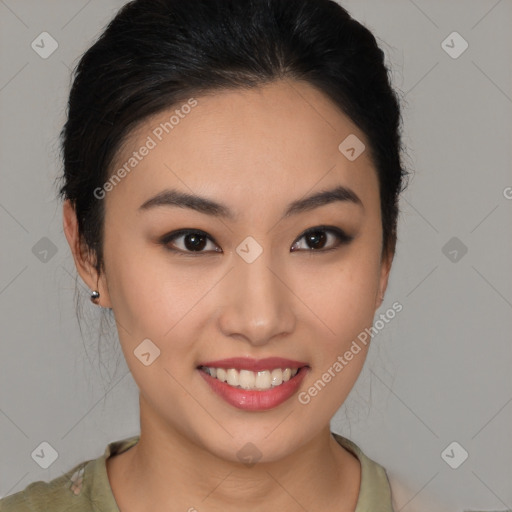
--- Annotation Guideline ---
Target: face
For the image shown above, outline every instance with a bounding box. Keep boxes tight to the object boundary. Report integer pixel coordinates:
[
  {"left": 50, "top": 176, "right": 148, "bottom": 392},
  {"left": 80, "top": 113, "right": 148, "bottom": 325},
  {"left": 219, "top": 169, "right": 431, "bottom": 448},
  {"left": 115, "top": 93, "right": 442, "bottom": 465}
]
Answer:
[{"left": 65, "top": 79, "right": 392, "bottom": 463}]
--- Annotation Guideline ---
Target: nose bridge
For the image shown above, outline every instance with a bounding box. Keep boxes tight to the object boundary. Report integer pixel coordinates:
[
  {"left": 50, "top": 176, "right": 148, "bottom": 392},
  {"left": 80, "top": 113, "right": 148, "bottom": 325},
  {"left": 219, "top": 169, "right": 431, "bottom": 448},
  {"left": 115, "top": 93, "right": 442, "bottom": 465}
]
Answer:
[{"left": 218, "top": 243, "right": 294, "bottom": 344}]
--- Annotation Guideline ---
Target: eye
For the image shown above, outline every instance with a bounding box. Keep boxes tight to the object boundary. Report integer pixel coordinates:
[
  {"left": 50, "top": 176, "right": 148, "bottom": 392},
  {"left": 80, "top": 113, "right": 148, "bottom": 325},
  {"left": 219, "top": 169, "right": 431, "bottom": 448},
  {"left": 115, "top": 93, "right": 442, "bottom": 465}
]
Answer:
[
  {"left": 290, "top": 225, "right": 353, "bottom": 253},
  {"left": 160, "top": 225, "right": 353, "bottom": 256},
  {"left": 160, "top": 229, "right": 221, "bottom": 256}
]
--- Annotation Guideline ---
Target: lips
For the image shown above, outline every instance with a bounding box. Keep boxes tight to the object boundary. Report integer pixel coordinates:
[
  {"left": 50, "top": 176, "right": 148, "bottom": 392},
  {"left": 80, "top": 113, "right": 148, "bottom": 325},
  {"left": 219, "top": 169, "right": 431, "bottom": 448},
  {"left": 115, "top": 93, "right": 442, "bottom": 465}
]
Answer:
[{"left": 197, "top": 357, "right": 310, "bottom": 411}]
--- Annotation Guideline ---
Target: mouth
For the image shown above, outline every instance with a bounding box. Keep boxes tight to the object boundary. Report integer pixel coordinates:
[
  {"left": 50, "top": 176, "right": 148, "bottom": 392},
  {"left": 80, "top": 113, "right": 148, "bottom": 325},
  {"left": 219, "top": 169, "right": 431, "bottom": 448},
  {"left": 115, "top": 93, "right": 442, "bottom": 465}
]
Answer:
[
  {"left": 199, "top": 366, "right": 302, "bottom": 391},
  {"left": 197, "top": 357, "right": 310, "bottom": 411}
]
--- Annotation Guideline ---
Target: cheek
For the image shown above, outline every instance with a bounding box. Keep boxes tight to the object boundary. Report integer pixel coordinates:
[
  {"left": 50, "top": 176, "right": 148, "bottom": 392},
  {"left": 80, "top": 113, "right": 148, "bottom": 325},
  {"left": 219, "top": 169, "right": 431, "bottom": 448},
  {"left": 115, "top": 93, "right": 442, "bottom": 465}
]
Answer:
[
  {"left": 331, "top": 261, "right": 379, "bottom": 334},
  {"left": 297, "top": 247, "right": 381, "bottom": 350},
  {"left": 103, "top": 234, "right": 224, "bottom": 381},
  {"left": 103, "top": 250, "right": 202, "bottom": 396},
  {"left": 101, "top": 233, "right": 191, "bottom": 350},
  {"left": 295, "top": 255, "right": 381, "bottom": 415}
]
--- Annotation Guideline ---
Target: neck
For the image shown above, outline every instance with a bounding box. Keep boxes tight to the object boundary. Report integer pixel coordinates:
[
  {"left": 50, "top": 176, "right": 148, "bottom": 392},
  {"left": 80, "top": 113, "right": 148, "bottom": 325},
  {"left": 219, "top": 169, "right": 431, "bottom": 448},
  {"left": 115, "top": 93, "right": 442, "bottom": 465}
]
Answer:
[{"left": 106, "top": 397, "right": 361, "bottom": 512}]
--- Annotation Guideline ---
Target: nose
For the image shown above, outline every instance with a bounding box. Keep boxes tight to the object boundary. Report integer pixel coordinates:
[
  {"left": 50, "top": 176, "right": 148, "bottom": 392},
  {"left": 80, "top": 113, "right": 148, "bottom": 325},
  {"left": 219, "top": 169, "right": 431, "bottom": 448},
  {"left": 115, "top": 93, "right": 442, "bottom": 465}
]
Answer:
[{"left": 217, "top": 248, "right": 296, "bottom": 347}]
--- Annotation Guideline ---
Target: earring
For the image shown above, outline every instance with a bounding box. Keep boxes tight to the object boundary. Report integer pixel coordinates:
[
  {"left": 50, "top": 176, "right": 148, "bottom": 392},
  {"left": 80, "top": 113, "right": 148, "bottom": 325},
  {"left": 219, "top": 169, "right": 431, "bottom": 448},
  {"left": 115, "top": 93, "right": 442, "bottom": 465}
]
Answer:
[{"left": 90, "top": 290, "right": 100, "bottom": 304}]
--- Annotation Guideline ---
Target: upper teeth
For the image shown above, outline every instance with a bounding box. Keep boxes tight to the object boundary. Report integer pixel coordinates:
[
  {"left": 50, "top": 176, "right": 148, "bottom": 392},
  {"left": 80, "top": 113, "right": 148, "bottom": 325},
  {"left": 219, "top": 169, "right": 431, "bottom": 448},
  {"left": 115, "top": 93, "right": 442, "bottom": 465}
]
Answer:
[{"left": 202, "top": 367, "right": 299, "bottom": 390}]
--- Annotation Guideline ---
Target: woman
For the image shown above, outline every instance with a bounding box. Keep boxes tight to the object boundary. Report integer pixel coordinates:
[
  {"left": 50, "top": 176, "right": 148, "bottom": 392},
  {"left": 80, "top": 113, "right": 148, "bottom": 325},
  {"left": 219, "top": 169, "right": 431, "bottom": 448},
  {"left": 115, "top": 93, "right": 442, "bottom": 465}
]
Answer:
[{"left": 0, "top": 0, "right": 408, "bottom": 509}]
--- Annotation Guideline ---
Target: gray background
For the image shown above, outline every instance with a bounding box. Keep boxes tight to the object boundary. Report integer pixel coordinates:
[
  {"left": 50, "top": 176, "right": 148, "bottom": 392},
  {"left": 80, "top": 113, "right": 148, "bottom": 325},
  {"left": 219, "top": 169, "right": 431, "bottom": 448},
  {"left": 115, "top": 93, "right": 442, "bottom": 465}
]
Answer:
[{"left": 1, "top": 1, "right": 511, "bottom": 510}]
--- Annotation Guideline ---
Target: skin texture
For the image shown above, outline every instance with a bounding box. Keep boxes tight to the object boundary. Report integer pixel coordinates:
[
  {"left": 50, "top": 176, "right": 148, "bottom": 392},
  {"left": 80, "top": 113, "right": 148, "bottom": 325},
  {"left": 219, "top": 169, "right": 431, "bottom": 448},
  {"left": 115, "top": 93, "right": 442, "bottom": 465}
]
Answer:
[{"left": 63, "top": 79, "right": 393, "bottom": 511}]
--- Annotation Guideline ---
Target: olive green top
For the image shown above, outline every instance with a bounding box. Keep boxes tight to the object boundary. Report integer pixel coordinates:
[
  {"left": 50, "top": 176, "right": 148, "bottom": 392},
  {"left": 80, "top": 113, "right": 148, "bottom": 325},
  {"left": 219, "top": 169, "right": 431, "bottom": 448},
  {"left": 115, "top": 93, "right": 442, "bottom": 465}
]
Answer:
[{"left": 0, "top": 433, "right": 393, "bottom": 511}]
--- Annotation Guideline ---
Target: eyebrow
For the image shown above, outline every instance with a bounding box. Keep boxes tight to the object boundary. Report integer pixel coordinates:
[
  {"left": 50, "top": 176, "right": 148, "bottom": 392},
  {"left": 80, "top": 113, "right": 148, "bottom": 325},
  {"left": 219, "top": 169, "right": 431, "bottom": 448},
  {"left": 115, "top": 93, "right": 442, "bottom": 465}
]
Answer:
[{"left": 138, "top": 185, "right": 363, "bottom": 220}]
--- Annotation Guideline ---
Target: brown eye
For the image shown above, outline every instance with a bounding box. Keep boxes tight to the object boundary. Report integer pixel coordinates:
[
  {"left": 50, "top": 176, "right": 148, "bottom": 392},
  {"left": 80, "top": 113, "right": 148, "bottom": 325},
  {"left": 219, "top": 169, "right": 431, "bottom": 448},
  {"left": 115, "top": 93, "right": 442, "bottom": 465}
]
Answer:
[
  {"left": 181, "top": 232, "right": 208, "bottom": 251},
  {"left": 304, "top": 230, "right": 328, "bottom": 250},
  {"left": 161, "top": 229, "right": 221, "bottom": 255},
  {"left": 290, "top": 226, "right": 353, "bottom": 252}
]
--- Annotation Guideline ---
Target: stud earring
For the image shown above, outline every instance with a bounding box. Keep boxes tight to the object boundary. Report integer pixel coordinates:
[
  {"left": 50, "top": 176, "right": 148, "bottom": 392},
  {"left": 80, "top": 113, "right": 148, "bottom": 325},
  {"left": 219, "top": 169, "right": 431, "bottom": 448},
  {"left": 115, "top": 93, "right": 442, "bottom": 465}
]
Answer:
[{"left": 90, "top": 290, "right": 100, "bottom": 304}]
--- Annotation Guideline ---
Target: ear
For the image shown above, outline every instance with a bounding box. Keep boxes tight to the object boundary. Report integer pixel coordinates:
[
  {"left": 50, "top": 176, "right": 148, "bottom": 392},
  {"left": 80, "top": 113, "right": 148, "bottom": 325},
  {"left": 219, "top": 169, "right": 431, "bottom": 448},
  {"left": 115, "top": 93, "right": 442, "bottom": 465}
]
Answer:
[
  {"left": 375, "top": 247, "right": 394, "bottom": 311},
  {"left": 62, "top": 200, "right": 113, "bottom": 308}
]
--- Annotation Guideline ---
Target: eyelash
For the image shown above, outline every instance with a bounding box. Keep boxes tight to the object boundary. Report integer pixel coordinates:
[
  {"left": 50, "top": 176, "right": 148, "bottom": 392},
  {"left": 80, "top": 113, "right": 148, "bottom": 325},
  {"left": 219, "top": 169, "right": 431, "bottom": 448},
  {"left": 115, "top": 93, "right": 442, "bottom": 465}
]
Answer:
[{"left": 159, "top": 225, "right": 354, "bottom": 257}]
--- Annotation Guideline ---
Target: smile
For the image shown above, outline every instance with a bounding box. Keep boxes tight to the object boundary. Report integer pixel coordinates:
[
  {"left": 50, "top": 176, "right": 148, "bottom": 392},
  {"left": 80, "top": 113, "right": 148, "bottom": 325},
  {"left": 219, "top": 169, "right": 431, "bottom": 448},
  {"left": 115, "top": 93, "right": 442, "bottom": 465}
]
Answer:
[
  {"left": 197, "top": 357, "right": 310, "bottom": 411},
  {"left": 199, "top": 366, "right": 299, "bottom": 391}
]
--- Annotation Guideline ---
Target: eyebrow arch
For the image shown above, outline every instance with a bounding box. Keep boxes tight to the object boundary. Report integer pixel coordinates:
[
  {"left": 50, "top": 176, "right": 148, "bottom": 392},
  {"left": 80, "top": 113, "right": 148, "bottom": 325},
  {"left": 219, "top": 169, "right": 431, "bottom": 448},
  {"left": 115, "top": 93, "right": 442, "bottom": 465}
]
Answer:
[{"left": 138, "top": 185, "right": 363, "bottom": 220}]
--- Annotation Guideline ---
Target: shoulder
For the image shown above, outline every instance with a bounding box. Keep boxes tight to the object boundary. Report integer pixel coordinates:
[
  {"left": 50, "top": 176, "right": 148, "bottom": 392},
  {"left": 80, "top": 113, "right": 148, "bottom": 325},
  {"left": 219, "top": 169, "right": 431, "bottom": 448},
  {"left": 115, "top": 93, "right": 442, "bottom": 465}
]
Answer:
[
  {"left": 331, "top": 432, "right": 394, "bottom": 511},
  {"left": 0, "top": 435, "right": 139, "bottom": 512},
  {"left": 386, "top": 472, "right": 455, "bottom": 512},
  {"left": 0, "top": 461, "right": 91, "bottom": 512}
]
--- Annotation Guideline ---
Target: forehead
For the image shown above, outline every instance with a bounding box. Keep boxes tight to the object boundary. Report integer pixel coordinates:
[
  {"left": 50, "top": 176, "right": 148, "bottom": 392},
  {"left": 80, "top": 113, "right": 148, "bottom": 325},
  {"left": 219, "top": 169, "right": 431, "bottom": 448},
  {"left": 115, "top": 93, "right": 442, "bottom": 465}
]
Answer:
[{"left": 106, "top": 79, "right": 378, "bottom": 215}]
